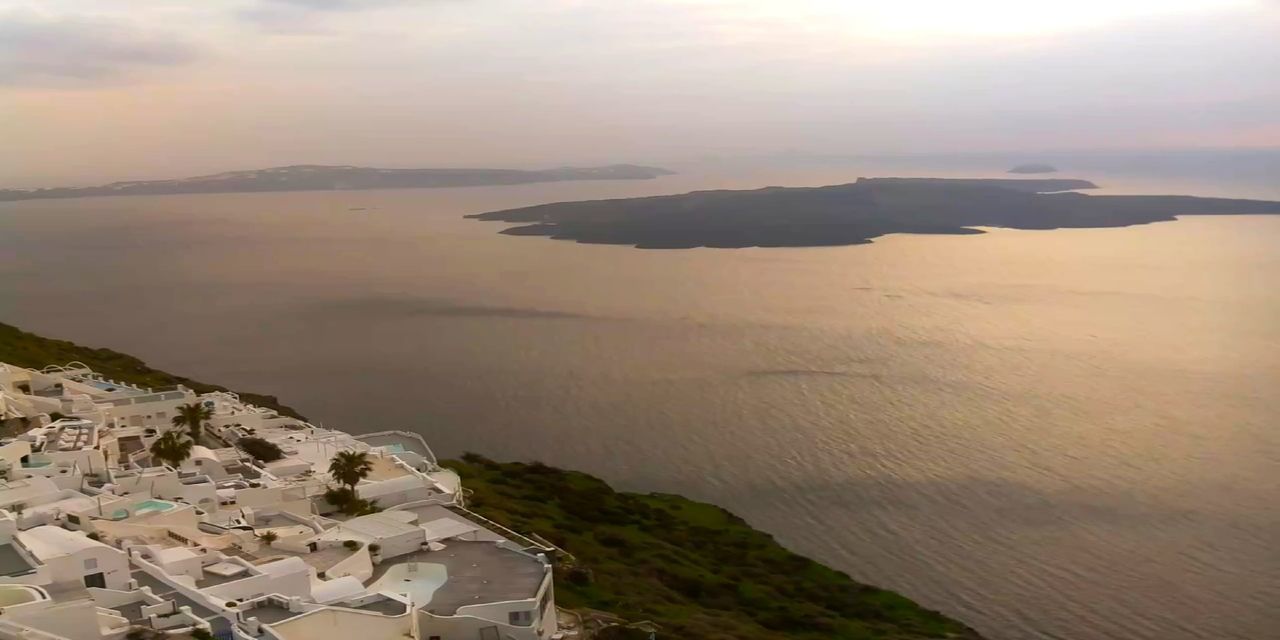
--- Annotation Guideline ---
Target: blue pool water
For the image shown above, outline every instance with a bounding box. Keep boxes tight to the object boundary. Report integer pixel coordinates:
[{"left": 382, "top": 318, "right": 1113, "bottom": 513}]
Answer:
[{"left": 112, "top": 499, "right": 176, "bottom": 519}]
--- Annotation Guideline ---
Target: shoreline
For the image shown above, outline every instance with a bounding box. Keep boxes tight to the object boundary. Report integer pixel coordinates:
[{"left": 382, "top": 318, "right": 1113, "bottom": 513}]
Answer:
[{"left": 0, "top": 320, "right": 984, "bottom": 639}]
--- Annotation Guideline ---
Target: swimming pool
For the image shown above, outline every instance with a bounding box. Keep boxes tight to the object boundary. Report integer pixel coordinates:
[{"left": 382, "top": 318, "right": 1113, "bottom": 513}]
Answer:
[
  {"left": 112, "top": 499, "right": 177, "bottom": 519},
  {"left": 0, "top": 585, "right": 49, "bottom": 607}
]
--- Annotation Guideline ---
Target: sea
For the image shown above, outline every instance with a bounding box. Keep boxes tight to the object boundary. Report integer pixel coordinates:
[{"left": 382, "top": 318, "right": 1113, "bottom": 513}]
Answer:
[{"left": 2, "top": 151, "right": 1277, "bottom": 640}]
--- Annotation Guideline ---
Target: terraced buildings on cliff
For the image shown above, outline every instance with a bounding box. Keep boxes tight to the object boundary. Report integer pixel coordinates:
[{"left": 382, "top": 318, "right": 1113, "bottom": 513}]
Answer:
[{"left": 0, "top": 361, "right": 561, "bottom": 640}]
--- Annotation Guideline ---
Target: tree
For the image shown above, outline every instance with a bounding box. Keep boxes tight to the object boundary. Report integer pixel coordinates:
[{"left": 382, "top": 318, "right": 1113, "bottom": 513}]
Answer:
[
  {"left": 237, "top": 437, "right": 284, "bottom": 463},
  {"left": 328, "top": 450, "right": 373, "bottom": 490},
  {"left": 171, "top": 403, "right": 213, "bottom": 443},
  {"left": 258, "top": 531, "right": 279, "bottom": 547},
  {"left": 150, "top": 431, "right": 193, "bottom": 468}
]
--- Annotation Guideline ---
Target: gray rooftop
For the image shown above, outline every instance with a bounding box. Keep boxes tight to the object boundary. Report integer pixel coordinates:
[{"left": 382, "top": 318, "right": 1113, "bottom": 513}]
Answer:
[
  {"left": 246, "top": 601, "right": 304, "bottom": 625},
  {"left": 131, "top": 571, "right": 219, "bottom": 618},
  {"left": 347, "top": 598, "right": 408, "bottom": 616},
  {"left": 371, "top": 541, "right": 547, "bottom": 616},
  {"left": 110, "top": 600, "right": 146, "bottom": 623},
  {"left": 0, "top": 542, "right": 36, "bottom": 577}
]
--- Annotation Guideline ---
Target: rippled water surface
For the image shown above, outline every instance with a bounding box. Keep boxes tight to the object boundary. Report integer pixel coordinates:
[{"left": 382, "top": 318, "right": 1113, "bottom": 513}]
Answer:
[{"left": 2, "top": 163, "right": 1277, "bottom": 639}]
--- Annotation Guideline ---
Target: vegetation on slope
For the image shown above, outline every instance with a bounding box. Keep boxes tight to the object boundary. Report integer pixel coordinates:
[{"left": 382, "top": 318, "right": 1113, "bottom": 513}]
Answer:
[
  {"left": 0, "top": 322, "right": 305, "bottom": 420},
  {"left": 449, "top": 454, "right": 980, "bottom": 640}
]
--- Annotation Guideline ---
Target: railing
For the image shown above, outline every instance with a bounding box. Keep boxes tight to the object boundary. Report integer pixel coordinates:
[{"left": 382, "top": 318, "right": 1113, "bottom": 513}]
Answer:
[
  {"left": 38, "top": 362, "right": 91, "bottom": 374},
  {"left": 446, "top": 505, "right": 559, "bottom": 556},
  {"left": 356, "top": 430, "right": 440, "bottom": 469}
]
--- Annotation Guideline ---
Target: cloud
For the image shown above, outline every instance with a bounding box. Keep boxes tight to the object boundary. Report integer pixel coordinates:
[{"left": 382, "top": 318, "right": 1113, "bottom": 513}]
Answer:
[
  {"left": 0, "top": 10, "right": 198, "bottom": 87},
  {"left": 257, "top": 0, "right": 409, "bottom": 9},
  {"left": 238, "top": 0, "right": 426, "bottom": 31}
]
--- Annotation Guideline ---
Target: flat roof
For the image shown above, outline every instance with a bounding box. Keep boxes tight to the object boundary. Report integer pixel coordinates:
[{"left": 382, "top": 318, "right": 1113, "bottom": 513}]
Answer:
[
  {"left": 247, "top": 601, "right": 304, "bottom": 625},
  {"left": 0, "top": 542, "right": 36, "bottom": 577},
  {"left": 373, "top": 541, "right": 547, "bottom": 616},
  {"left": 17, "top": 526, "right": 111, "bottom": 559},
  {"left": 322, "top": 511, "right": 420, "bottom": 541}
]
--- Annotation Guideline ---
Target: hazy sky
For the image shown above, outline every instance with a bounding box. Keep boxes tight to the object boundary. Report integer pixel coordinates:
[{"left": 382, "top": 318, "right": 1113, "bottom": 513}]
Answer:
[{"left": 2, "top": 0, "right": 1278, "bottom": 186}]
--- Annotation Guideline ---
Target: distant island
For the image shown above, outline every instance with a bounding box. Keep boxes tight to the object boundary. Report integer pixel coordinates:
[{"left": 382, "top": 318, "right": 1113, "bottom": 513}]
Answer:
[
  {"left": 1007, "top": 163, "right": 1058, "bottom": 174},
  {"left": 467, "top": 177, "right": 1280, "bottom": 249},
  {"left": 0, "top": 164, "right": 675, "bottom": 202}
]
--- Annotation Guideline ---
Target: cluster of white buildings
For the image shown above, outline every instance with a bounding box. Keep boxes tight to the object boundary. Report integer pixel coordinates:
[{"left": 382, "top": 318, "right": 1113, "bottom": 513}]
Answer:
[{"left": 0, "top": 362, "right": 560, "bottom": 640}]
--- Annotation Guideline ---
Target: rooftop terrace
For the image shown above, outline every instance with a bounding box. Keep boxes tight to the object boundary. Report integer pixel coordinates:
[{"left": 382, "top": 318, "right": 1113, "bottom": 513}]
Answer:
[
  {"left": 0, "top": 542, "right": 36, "bottom": 577},
  {"left": 370, "top": 541, "right": 547, "bottom": 616}
]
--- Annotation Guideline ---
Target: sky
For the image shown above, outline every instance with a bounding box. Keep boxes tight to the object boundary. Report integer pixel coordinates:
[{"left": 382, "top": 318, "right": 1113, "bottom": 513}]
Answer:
[{"left": 2, "top": 0, "right": 1278, "bottom": 187}]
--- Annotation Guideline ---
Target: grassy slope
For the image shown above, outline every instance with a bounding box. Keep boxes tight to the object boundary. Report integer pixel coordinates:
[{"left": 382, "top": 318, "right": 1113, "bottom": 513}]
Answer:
[
  {"left": 0, "top": 321, "right": 980, "bottom": 639},
  {"left": 0, "top": 322, "right": 305, "bottom": 420},
  {"left": 450, "top": 456, "right": 980, "bottom": 640}
]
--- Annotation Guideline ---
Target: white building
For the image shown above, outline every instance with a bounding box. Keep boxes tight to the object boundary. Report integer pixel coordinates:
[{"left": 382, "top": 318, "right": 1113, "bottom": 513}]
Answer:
[
  {"left": 4, "top": 524, "right": 131, "bottom": 590},
  {"left": 0, "top": 360, "right": 563, "bottom": 640}
]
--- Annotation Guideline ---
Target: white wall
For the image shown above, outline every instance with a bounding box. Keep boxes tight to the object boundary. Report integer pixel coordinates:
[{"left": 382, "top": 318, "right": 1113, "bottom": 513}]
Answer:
[
  {"left": 103, "top": 392, "right": 197, "bottom": 430},
  {"left": 320, "top": 547, "right": 371, "bottom": 583},
  {"left": 416, "top": 610, "right": 543, "bottom": 640},
  {"left": 204, "top": 558, "right": 312, "bottom": 603},
  {"left": 0, "top": 440, "right": 32, "bottom": 472},
  {"left": 267, "top": 607, "right": 411, "bottom": 640},
  {"left": 42, "top": 545, "right": 131, "bottom": 590},
  {"left": 317, "top": 525, "right": 423, "bottom": 560}
]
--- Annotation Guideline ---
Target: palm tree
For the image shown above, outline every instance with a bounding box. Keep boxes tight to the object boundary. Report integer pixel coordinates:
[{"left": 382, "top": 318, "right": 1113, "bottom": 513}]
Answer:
[
  {"left": 150, "top": 431, "right": 193, "bottom": 468},
  {"left": 328, "top": 450, "right": 374, "bottom": 491},
  {"left": 258, "top": 531, "right": 279, "bottom": 547},
  {"left": 171, "top": 403, "right": 213, "bottom": 444}
]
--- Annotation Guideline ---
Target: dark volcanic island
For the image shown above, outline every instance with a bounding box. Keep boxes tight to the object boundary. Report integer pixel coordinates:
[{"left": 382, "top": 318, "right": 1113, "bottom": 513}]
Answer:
[{"left": 467, "top": 177, "right": 1280, "bottom": 249}]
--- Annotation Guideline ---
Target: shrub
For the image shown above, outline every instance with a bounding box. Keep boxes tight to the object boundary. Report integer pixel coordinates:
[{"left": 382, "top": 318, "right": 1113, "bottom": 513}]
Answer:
[
  {"left": 368, "top": 543, "right": 381, "bottom": 554},
  {"left": 191, "top": 629, "right": 214, "bottom": 640},
  {"left": 596, "top": 532, "right": 628, "bottom": 549},
  {"left": 237, "top": 437, "right": 284, "bottom": 463},
  {"left": 125, "top": 629, "right": 160, "bottom": 640},
  {"left": 343, "top": 540, "right": 360, "bottom": 550},
  {"left": 566, "top": 566, "right": 593, "bottom": 586},
  {"left": 324, "top": 486, "right": 354, "bottom": 507},
  {"left": 86, "top": 532, "right": 101, "bottom": 541},
  {"left": 460, "top": 451, "right": 492, "bottom": 465}
]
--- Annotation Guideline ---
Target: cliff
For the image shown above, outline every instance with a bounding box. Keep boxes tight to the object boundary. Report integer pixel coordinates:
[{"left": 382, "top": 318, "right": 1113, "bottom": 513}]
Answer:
[{"left": 0, "top": 321, "right": 982, "bottom": 639}]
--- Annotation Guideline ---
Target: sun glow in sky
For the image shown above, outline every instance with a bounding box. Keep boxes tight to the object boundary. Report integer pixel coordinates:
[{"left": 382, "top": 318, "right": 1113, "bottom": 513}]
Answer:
[
  {"left": 1, "top": 0, "right": 1277, "bottom": 185},
  {"left": 774, "top": 0, "right": 1256, "bottom": 37}
]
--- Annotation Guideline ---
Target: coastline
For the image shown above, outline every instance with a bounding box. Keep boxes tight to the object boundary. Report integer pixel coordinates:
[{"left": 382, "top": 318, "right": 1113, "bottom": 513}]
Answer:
[{"left": 0, "top": 320, "right": 983, "bottom": 639}]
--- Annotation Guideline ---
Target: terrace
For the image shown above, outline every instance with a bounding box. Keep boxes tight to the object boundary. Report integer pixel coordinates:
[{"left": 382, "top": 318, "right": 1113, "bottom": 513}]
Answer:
[
  {"left": 0, "top": 541, "right": 36, "bottom": 577},
  {"left": 357, "top": 431, "right": 437, "bottom": 465},
  {"left": 367, "top": 541, "right": 547, "bottom": 615}
]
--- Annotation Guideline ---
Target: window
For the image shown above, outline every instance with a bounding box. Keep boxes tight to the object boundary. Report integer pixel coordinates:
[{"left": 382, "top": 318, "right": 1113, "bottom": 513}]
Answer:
[
  {"left": 507, "top": 610, "right": 533, "bottom": 626},
  {"left": 84, "top": 558, "right": 98, "bottom": 570}
]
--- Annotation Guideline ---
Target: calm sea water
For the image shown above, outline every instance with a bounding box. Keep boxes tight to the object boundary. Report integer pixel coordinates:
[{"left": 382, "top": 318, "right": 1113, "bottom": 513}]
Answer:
[{"left": 2, "top": 159, "right": 1277, "bottom": 640}]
